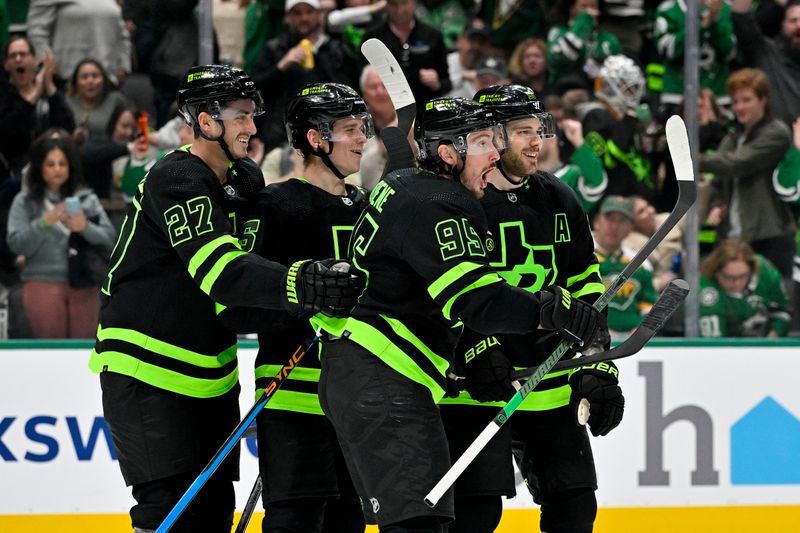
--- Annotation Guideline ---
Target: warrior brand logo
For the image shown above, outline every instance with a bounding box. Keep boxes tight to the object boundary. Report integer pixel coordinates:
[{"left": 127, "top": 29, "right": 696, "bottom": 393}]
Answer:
[
  {"left": 561, "top": 289, "right": 572, "bottom": 309},
  {"left": 286, "top": 261, "right": 303, "bottom": 304}
]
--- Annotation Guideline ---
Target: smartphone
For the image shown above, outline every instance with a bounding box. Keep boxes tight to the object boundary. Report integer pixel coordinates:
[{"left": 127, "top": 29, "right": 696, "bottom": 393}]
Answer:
[{"left": 65, "top": 196, "right": 80, "bottom": 215}]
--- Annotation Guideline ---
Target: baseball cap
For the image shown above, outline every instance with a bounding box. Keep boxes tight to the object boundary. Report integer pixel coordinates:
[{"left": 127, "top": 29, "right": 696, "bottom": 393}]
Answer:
[
  {"left": 285, "top": 0, "right": 320, "bottom": 11},
  {"left": 464, "top": 19, "right": 490, "bottom": 40},
  {"left": 476, "top": 56, "right": 508, "bottom": 80},
  {"left": 599, "top": 195, "right": 634, "bottom": 220}
]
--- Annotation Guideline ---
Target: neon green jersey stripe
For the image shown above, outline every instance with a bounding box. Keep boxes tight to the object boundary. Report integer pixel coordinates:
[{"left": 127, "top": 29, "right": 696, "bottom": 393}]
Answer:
[
  {"left": 380, "top": 314, "right": 450, "bottom": 376},
  {"left": 96, "top": 325, "right": 237, "bottom": 368},
  {"left": 261, "top": 390, "right": 323, "bottom": 415},
  {"left": 188, "top": 235, "right": 240, "bottom": 278},
  {"left": 200, "top": 250, "right": 248, "bottom": 295},
  {"left": 567, "top": 263, "right": 600, "bottom": 287},
  {"left": 427, "top": 262, "right": 484, "bottom": 300},
  {"left": 103, "top": 206, "right": 141, "bottom": 296},
  {"left": 310, "top": 314, "right": 446, "bottom": 401},
  {"left": 88, "top": 350, "right": 238, "bottom": 398},
  {"left": 437, "top": 386, "right": 570, "bottom": 410},
  {"left": 255, "top": 364, "right": 321, "bottom": 382},
  {"left": 441, "top": 273, "right": 503, "bottom": 320},
  {"left": 572, "top": 282, "right": 605, "bottom": 299}
]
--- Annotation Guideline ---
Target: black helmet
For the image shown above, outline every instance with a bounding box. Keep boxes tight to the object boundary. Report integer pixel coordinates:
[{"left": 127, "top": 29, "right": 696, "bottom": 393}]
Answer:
[
  {"left": 285, "top": 83, "right": 373, "bottom": 151},
  {"left": 415, "top": 97, "right": 498, "bottom": 163},
  {"left": 177, "top": 65, "right": 265, "bottom": 128},
  {"left": 473, "top": 85, "right": 555, "bottom": 138}
]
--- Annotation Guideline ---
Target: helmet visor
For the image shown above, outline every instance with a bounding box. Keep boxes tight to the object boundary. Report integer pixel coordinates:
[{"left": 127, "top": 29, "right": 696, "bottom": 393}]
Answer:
[
  {"left": 324, "top": 113, "right": 375, "bottom": 142},
  {"left": 464, "top": 125, "right": 506, "bottom": 156},
  {"left": 210, "top": 97, "right": 266, "bottom": 122},
  {"left": 501, "top": 113, "right": 556, "bottom": 142}
]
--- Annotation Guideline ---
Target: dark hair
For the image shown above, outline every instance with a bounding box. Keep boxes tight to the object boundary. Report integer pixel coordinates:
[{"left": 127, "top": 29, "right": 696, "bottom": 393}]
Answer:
[
  {"left": 4, "top": 35, "right": 36, "bottom": 58},
  {"left": 105, "top": 103, "right": 139, "bottom": 140},
  {"left": 68, "top": 58, "right": 115, "bottom": 99},
  {"left": 26, "top": 136, "right": 85, "bottom": 205}
]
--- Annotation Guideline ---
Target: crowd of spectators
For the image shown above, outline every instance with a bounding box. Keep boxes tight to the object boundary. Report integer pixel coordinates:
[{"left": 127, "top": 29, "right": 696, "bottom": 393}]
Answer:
[{"left": 0, "top": 0, "right": 799, "bottom": 338}]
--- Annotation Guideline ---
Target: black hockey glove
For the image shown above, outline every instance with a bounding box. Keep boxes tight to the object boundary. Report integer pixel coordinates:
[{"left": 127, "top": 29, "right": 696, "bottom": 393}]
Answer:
[
  {"left": 537, "top": 286, "right": 602, "bottom": 348},
  {"left": 569, "top": 361, "right": 625, "bottom": 437},
  {"left": 282, "top": 259, "right": 364, "bottom": 318},
  {"left": 227, "top": 157, "right": 265, "bottom": 198},
  {"left": 461, "top": 336, "right": 515, "bottom": 402}
]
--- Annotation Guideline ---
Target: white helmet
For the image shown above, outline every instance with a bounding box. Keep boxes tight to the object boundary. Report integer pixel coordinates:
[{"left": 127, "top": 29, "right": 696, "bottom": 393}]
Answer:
[{"left": 595, "top": 55, "right": 645, "bottom": 111}]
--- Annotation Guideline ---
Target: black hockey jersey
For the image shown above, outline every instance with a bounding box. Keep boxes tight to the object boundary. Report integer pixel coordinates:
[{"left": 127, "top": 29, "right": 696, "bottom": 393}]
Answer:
[
  {"left": 312, "top": 170, "right": 553, "bottom": 402},
  {"left": 253, "top": 178, "right": 367, "bottom": 415},
  {"left": 89, "top": 149, "right": 288, "bottom": 398},
  {"left": 441, "top": 171, "right": 605, "bottom": 410}
]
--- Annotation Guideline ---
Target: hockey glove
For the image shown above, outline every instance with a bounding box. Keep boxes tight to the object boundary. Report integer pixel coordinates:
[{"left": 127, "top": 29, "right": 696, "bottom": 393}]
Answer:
[
  {"left": 569, "top": 361, "right": 624, "bottom": 437},
  {"left": 227, "top": 157, "right": 265, "bottom": 198},
  {"left": 537, "top": 286, "right": 602, "bottom": 348},
  {"left": 461, "top": 336, "right": 515, "bottom": 402},
  {"left": 282, "top": 259, "right": 364, "bottom": 318}
]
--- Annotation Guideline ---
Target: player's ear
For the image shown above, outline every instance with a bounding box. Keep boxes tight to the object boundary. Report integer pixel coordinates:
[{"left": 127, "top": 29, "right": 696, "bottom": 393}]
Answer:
[
  {"left": 306, "top": 129, "right": 322, "bottom": 151},
  {"left": 438, "top": 144, "right": 458, "bottom": 165}
]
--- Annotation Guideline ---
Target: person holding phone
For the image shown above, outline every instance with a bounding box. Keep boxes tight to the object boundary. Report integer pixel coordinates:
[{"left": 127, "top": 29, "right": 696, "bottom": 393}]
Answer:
[{"left": 6, "top": 135, "right": 116, "bottom": 338}]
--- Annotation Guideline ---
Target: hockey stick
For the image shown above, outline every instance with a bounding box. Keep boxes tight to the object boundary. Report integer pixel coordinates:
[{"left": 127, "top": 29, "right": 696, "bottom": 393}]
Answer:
[
  {"left": 425, "top": 114, "right": 696, "bottom": 507},
  {"left": 360, "top": 38, "right": 417, "bottom": 173},
  {"left": 234, "top": 475, "right": 263, "bottom": 533},
  {"left": 511, "top": 278, "right": 689, "bottom": 381},
  {"left": 156, "top": 335, "right": 320, "bottom": 532}
]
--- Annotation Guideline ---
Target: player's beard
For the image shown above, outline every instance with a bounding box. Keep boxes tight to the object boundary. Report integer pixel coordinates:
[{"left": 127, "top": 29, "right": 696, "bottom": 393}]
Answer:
[{"left": 501, "top": 148, "right": 536, "bottom": 179}]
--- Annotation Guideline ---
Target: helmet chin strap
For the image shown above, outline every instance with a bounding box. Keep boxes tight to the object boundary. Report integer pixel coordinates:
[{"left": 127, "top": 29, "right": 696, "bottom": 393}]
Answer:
[
  {"left": 199, "top": 120, "right": 238, "bottom": 163},
  {"left": 496, "top": 160, "right": 524, "bottom": 186},
  {"left": 312, "top": 141, "right": 348, "bottom": 181}
]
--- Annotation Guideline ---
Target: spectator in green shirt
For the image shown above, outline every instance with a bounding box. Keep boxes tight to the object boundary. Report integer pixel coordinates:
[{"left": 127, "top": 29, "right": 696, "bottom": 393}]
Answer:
[
  {"left": 699, "top": 239, "right": 791, "bottom": 337},
  {"left": 592, "top": 194, "right": 658, "bottom": 339}
]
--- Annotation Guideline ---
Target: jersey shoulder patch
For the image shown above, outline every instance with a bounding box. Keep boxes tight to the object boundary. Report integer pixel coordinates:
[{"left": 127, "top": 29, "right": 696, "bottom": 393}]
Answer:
[{"left": 700, "top": 286, "right": 720, "bottom": 307}]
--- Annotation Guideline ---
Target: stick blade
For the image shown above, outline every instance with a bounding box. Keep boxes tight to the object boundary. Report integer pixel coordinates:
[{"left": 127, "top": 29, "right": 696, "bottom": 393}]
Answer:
[
  {"left": 666, "top": 115, "right": 694, "bottom": 182},
  {"left": 640, "top": 278, "right": 689, "bottom": 334},
  {"left": 361, "top": 38, "right": 416, "bottom": 113}
]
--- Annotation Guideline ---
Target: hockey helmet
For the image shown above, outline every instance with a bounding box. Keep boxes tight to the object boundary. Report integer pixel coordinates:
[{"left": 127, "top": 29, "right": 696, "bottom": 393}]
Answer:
[
  {"left": 285, "top": 83, "right": 374, "bottom": 150},
  {"left": 595, "top": 55, "right": 645, "bottom": 108},
  {"left": 177, "top": 65, "right": 265, "bottom": 129},
  {"left": 473, "top": 85, "right": 556, "bottom": 139},
  {"left": 415, "top": 97, "right": 505, "bottom": 164}
]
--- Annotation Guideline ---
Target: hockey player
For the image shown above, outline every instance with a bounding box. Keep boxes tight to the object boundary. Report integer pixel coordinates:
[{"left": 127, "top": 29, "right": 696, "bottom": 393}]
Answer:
[
  {"left": 89, "top": 65, "right": 363, "bottom": 532},
  {"left": 312, "top": 97, "right": 604, "bottom": 533},
  {"left": 253, "top": 83, "right": 372, "bottom": 533},
  {"left": 442, "top": 84, "right": 622, "bottom": 533}
]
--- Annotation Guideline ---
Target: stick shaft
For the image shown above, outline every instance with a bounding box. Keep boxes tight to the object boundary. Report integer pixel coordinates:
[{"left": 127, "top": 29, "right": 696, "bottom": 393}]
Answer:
[{"left": 156, "top": 337, "right": 318, "bottom": 532}]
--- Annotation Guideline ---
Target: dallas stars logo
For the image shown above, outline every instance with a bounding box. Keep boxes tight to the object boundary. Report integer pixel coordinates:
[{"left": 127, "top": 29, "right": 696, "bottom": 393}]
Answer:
[{"left": 489, "top": 221, "right": 557, "bottom": 293}]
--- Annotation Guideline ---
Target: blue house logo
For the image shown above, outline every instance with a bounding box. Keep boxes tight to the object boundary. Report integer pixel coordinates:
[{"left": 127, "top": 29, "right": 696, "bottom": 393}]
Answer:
[{"left": 731, "top": 396, "right": 800, "bottom": 484}]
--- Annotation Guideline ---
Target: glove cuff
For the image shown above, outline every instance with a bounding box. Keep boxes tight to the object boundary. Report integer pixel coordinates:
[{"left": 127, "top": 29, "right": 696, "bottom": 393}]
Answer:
[{"left": 282, "top": 259, "right": 308, "bottom": 315}]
